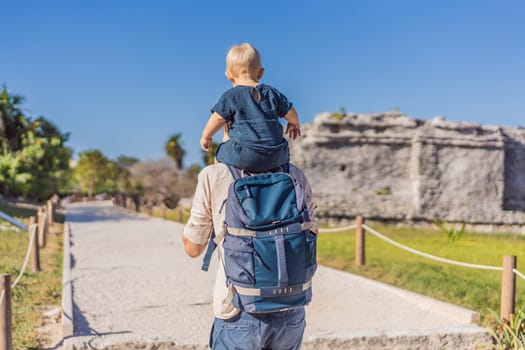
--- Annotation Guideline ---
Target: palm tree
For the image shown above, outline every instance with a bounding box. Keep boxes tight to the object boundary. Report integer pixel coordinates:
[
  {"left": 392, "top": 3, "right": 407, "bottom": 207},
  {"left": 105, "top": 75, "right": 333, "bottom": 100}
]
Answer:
[
  {"left": 0, "top": 87, "right": 28, "bottom": 154},
  {"left": 165, "top": 133, "right": 185, "bottom": 170}
]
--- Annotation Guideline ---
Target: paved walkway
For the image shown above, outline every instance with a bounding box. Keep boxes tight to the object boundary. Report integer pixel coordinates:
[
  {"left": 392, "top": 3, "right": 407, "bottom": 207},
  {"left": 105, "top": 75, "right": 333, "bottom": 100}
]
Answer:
[{"left": 63, "top": 201, "right": 490, "bottom": 350}]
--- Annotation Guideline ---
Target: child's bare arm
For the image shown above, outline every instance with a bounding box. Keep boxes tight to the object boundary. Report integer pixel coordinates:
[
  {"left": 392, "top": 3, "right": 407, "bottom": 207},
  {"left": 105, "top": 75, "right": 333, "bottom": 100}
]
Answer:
[
  {"left": 201, "top": 112, "right": 226, "bottom": 151},
  {"left": 284, "top": 107, "right": 301, "bottom": 140},
  {"left": 284, "top": 106, "right": 299, "bottom": 125},
  {"left": 222, "top": 125, "right": 230, "bottom": 142}
]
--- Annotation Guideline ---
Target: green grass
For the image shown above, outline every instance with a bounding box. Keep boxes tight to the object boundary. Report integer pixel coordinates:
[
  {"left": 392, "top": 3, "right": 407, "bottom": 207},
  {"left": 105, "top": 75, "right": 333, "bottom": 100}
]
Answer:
[
  {"left": 317, "top": 222, "right": 525, "bottom": 325},
  {"left": 0, "top": 201, "right": 38, "bottom": 219},
  {"left": 0, "top": 200, "right": 64, "bottom": 224},
  {"left": 0, "top": 205, "right": 63, "bottom": 349}
]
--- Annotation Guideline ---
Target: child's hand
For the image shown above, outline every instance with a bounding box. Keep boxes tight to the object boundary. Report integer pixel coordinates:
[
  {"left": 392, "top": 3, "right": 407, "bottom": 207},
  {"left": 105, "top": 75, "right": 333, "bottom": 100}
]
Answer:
[
  {"left": 286, "top": 123, "right": 301, "bottom": 140},
  {"left": 200, "top": 137, "right": 212, "bottom": 151}
]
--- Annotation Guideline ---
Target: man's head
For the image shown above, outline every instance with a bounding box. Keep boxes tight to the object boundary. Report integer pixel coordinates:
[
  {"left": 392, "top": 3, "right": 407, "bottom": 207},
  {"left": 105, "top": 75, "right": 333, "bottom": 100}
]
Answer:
[{"left": 225, "top": 43, "right": 264, "bottom": 83}]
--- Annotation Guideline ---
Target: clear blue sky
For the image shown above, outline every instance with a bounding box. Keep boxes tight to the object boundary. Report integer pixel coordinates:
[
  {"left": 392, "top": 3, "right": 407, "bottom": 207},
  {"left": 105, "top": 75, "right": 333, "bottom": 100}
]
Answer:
[{"left": 2, "top": 0, "right": 524, "bottom": 167}]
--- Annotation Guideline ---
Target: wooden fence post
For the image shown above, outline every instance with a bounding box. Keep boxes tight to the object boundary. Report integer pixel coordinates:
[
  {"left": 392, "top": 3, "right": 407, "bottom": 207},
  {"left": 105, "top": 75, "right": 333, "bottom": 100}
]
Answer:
[
  {"left": 46, "top": 200, "right": 54, "bottom": 226},
  {"left": 500, "top": 255, "right": 517, "bottom": 323},
  {"left": 28, "top": 217, "right": 40, "bottom": 273},
  {"left": 37, "top": 207, "right": 46, "bottom": 248},
  {"left": 0, "top": 274, "right": 12, "bottom": 350},
  {"left": 51, "top": 194, "right": 60, "bottom": 209},
  {"left": 355, "top": 216, "right": 365, "bottom": 266}
]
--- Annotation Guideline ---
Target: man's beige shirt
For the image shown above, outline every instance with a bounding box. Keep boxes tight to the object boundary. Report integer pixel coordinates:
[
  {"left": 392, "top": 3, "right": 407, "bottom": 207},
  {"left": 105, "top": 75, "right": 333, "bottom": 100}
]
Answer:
[{"left": 183, "top": 163, "right": 317, "bottom": 319}]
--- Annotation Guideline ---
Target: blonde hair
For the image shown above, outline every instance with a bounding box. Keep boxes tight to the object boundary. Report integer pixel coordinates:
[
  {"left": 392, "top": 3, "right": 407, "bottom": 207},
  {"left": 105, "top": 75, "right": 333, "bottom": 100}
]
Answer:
[{"left": 225, "top": 43, "right": 262, "bottom": 78}]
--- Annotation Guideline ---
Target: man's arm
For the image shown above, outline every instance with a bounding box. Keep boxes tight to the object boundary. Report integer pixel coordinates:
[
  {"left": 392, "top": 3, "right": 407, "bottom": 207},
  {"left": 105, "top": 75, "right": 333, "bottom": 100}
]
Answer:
[
  {"left": 182, "top": 234, "right": 207, "bottom": 258},
  {"left": 182, "top": 167, "right": 214, "bottom": 258}
]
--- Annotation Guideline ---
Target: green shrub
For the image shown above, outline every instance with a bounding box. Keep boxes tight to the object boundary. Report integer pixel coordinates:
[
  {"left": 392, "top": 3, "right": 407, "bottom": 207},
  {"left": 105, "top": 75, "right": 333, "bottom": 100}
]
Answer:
[
  {"left": 331, "top": 106, "right": 346, "bottom": 121},
  {"left": 484, "top": 306, "right": 525, "bottom": 349},
  {"left": 376, "top": 186, "right": 392, "bottom": 196},
  {"left": 433, "top": 218, "right": 465, "bottom": 242}
]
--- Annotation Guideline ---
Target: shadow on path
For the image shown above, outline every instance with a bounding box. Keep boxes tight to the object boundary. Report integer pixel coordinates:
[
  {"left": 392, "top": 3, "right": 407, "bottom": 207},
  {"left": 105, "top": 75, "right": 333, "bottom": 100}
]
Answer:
[{"left": 72, "top": 286, "right": 131, "bottom": 338}]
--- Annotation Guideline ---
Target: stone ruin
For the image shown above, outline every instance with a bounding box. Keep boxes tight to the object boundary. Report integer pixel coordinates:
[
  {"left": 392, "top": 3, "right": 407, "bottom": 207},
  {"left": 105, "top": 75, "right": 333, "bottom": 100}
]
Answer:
[{"left": 289, "top": 112, "right": 525, "bottom": 230}]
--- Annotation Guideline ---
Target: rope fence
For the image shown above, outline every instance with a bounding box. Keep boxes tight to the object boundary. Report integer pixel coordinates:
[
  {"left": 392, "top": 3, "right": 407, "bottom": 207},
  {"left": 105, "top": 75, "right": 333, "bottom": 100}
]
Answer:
[
  {"left": 318, "top": 224, "right": 357, "bottom": 233},
  {"left": 362, "top": 224, "right": 505, "bottom": 271},
  {"left": 0, "top": 224, "right": 38, "bottom": 306},
  {"left": 514, "top": 268, "right": 525, "bottom": 282},
  {"left": 318, "top": 216, "right": 524, "bottom": 322},
  {"left": 1, "top": 198, "right": 55, "bottom": 350}
]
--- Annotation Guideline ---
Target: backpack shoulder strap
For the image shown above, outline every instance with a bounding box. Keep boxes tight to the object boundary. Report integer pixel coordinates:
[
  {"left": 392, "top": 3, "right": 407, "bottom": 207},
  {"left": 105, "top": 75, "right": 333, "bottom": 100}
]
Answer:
[
  {"left": 203, "top": 164, "right": 241, "bottom": 271},
  {"left": 201, "top": 226, "right": 228, "bottom": 272},
  {"left": 227, "top": 165, "right": 242, "bottom": 180},
  {"left": 201, "top": 229, "right": 217, "bottom": 272}
]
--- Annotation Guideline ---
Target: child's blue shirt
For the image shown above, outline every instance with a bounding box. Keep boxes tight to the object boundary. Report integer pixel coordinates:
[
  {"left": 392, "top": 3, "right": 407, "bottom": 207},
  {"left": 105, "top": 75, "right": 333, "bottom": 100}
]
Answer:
[{"left": 211, "top": 84, "right": 292, "bottom": 171}]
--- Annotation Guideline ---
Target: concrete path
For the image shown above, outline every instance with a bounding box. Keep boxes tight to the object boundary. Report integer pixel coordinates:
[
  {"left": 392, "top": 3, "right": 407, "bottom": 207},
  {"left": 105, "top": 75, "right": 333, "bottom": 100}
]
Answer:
[{"left": 62, "top": 201, "right": 491, "bottom": 350}]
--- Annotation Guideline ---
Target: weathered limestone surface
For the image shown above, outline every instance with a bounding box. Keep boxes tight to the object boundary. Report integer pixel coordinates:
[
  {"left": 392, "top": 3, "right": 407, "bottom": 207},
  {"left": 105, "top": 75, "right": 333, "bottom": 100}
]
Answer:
[{"left": 290, "top": 112, "right": 525, "bottom": 226}]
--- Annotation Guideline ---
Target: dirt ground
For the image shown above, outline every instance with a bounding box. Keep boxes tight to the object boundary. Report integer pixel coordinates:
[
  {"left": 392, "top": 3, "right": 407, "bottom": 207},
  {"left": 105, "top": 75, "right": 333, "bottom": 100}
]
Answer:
[{"left": 37, "top": 306, "right": 63, "bottom": 350}]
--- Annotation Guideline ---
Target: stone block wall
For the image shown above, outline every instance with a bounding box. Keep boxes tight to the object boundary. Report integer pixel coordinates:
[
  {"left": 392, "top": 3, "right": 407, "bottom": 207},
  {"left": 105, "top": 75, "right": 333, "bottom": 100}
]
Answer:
[
  {"left": 290, "top": 112, "right": 525, "bottom": 225},
  {"left": 504, "top": 129, "right": 525, "bottom": 211}
]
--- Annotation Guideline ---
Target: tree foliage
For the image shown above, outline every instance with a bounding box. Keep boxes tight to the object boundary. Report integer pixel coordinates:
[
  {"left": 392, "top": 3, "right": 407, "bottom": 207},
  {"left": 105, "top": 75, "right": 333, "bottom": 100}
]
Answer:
[
  {"left": 73, "top": 150, "right": 132, "bottom": 197},
  {"left": 126, "top": 157, "right": 198, "bottom": 208},
  {"left": 116, "top": 155, "right": 139, "bottom": 169},
  {"left": 164, "top": 133, "right": 185, "bottom": 169},
  {"left": 0, "top": 86, "right": 72, "bottom": 200}
]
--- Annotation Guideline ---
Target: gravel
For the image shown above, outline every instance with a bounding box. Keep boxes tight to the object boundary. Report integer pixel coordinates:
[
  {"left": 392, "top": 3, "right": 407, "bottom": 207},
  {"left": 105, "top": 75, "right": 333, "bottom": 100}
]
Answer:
[{"left": 63, "top": 201, "right": 491, "bottom": 350}]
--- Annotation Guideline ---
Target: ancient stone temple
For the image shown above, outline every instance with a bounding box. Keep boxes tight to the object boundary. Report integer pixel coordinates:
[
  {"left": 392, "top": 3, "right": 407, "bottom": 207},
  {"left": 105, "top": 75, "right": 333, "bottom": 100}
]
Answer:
[{"left": 289, "top": 112, "right": 525, "bottom": 227}]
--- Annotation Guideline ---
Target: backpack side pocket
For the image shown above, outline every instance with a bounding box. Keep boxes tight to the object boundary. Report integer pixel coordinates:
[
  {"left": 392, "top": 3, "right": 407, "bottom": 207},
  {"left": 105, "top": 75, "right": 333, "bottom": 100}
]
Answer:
[
  {"left": 223, "top": 235, "right": 255, "bottom": 286},
  {"left": 305, "top": 231, "right": 317, "bottom": 280}
]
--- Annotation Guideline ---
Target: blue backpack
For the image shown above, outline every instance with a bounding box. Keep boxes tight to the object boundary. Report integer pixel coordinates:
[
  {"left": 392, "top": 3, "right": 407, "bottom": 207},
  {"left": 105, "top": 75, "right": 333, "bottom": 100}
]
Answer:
[{"left": 202, "top": 164, "right": 317, "bottom": 313}]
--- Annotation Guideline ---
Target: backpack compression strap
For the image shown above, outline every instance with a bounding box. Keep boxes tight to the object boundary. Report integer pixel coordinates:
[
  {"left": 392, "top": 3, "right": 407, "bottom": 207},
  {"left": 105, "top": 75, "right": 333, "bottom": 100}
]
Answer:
[
  {"left": 233, "top": 280, "right": 313, "bottom": 297},
  {"left": 275, "top": 234, "right": 289, "bottom": 286},
  {"left": 226, "top": 221, "right": 313, "bottom": 237}
]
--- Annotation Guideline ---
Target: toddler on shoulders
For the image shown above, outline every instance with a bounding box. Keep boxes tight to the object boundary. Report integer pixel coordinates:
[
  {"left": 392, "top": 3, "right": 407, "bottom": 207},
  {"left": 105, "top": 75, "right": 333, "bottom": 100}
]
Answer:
[{"left": 200, "top": 43, "right": 300, "bottom": 172}]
